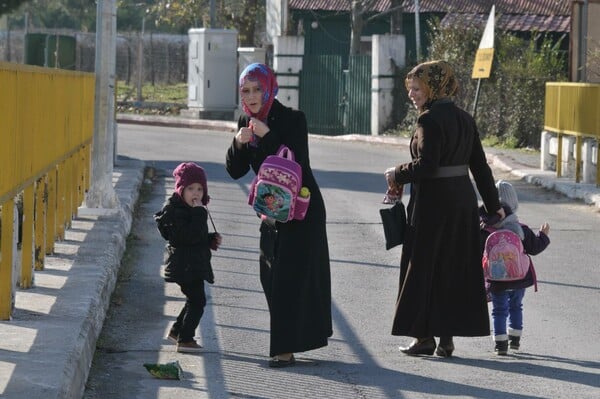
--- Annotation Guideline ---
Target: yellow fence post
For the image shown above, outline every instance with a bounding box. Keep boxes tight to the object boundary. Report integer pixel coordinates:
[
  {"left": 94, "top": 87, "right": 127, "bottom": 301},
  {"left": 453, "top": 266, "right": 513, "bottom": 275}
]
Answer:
[
  {"left": 56, "top": 163, "right": 66, "bottom": 241},
  {"left": 1, "top": 63, "right": 96, "bottom": 320},
  {"left": 557, "top": 133, "right": 563, "bottom": 177},
  {"left": 597, "top": 138, "right": 600, "bottom": 188},
  {"left": 46, "top": 170, "right": 57, "bottom": 254},
  {"left": 34, "top": 176, "right": 46, "bottom": 271},
  {"left": 0, "top": 198, "right": 15, "bottom": 320},
  {"left": 20, "top": 185, "right": 35, "bottom": 288}
]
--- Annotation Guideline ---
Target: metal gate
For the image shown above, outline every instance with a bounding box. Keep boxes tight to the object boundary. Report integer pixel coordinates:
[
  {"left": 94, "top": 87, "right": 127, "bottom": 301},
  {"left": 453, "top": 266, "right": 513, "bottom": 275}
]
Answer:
[{"left": 300, "top": 55, "right": 371, "bottom": 135}]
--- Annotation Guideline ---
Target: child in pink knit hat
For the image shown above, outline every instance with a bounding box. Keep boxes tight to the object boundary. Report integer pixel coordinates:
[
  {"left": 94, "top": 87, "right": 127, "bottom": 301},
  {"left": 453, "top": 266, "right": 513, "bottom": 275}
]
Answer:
[{"left": 154, "top": 162, "right": 222, "bottom": 352}]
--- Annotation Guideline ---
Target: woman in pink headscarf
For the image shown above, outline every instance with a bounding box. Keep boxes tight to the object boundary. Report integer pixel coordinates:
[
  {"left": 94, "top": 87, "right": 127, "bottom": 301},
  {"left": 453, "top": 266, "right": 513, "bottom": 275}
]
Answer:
[{"left": 225, "top": 63, "right": 332, "bottom": 368}]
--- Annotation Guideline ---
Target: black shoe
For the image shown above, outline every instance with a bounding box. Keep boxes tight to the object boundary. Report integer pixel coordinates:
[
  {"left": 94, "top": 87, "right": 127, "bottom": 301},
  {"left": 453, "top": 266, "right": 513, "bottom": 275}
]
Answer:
[
  {"left": 495, "top": 340, "right": 509, "bottom": 355},
  {"left": 509, "top": 335, "right": 520, "bottom": 350},
  {"left": 268, "top": 354, "right": 296, "bottom": 368},
  {"left": 436, "top": 336, "right": 455, "bottom": 358},
  {"left": 399, "top": 338, "right": 436, "bottom": 356}
]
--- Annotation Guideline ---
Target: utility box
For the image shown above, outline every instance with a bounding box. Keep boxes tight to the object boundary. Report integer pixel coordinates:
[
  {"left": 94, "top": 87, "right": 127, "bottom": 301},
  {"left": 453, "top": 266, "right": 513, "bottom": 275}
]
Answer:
[
  {"left": 24, "top": 33, "right": 76, "bottom": 70},
  {"left": 183, "top": 28, "right": 238, "bottom": 120}
]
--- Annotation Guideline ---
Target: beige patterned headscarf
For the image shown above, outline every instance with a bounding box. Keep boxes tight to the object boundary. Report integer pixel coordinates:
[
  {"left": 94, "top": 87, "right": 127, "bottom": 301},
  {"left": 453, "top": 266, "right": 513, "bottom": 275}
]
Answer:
[{"left": 405, "top": 60, "right": 459, "bottom": 103}]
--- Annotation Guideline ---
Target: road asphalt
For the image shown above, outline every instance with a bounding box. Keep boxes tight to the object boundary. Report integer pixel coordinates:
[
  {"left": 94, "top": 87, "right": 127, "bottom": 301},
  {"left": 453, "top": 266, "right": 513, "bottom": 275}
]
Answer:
[{"left": 1, "top": 113, "right": 598, "bottom": 399}]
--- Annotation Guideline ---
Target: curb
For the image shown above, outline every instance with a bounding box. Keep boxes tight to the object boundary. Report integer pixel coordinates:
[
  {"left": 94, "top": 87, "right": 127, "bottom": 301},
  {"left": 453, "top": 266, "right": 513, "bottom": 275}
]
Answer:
[
  {"left": 67, "top": 159, "right": 145, "bottom": 398},
  {"left": 117, "top": 114, "right": 237, "bottom": 132},
  {"left": 10, "top": 159, "right": 146, "bottom": 399}
]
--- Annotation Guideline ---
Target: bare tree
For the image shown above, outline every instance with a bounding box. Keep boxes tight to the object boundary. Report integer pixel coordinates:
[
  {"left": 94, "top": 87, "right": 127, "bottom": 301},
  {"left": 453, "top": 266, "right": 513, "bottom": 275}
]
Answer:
[{"left": 349, "top": 0, "right": 403, "bottom": 55}]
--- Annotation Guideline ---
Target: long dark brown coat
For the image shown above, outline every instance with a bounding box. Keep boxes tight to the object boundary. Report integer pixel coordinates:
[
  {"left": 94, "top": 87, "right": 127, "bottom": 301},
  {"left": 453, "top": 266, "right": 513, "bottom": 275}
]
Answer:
[
  {"left": 391, "top": 99, "right": 501, "bottom": 338},
  {"left": 226, "top": 99, "right": 332, "bottom": 357}
]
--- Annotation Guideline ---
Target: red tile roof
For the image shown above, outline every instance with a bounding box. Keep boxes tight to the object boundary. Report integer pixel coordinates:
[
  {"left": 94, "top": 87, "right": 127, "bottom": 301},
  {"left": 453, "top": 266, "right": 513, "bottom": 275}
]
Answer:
[
  {"left": 289, "top": 0, "right": 390, "bottom": 12},
  {"left": 442, "top": 12, "right": 570, "bottom": 33},
  {"left": 289, "top": 0, "right": 571, "bottom": 16}
]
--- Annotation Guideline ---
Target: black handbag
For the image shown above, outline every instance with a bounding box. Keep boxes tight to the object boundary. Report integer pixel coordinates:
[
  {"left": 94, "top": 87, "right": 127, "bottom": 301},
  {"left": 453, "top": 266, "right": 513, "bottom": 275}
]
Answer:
[{"left": 379, "top": 201, "right": 407, "bottom": 250}]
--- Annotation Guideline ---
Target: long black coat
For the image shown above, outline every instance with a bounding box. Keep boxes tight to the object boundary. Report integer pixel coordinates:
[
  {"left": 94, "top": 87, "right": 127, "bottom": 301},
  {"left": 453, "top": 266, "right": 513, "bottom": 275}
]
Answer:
[
  {"left": 154, "top": 194, "right": 216, "bottom": 284},
  {"left": 226, "top": 99, "right": 332, "bottom": 357},
  {"left": 391, "top": 99, "right": 501, "bottom": 338}
]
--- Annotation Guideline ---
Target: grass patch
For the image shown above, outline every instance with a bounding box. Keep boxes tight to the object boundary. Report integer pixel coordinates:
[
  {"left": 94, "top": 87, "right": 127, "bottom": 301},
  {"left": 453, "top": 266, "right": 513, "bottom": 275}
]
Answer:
[{"left": 116, "top": 81, "right": 187, "bottom": 103}]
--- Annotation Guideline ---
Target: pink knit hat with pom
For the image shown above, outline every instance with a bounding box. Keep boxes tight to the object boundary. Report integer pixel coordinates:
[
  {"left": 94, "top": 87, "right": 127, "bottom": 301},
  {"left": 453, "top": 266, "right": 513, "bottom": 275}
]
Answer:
[{"left": 173, "top": 162, "right": 209, "bottom": 205}]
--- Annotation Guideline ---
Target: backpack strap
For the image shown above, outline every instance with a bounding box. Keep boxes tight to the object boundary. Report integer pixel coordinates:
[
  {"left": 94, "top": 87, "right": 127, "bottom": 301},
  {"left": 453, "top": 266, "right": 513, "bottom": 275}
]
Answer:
[{"left": 276, "top": 145, "right": 295, "bottom": 160}]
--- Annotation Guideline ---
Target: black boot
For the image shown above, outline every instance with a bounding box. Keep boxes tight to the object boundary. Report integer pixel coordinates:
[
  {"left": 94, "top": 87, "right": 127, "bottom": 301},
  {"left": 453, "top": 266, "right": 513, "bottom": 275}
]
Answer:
[
  {"left": 495, "top": 340, "right": 509, "bottom": 355},
  {"left": 436, "top": 336, "right": 454, "bottom": 357},
  {"left": 399, "top": 337, "right": 436, "bottom": 356},
  {"left": 509, "top": 335, "right": 520, "bottom": 350}
]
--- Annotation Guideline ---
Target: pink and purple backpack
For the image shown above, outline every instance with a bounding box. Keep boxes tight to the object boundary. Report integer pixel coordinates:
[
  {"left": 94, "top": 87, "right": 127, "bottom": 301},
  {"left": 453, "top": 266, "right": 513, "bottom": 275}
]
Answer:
[
  {"left": 482, "top": 228, "right": 531, "bottom": 281},
  {"left": 248, "top": 145, "right": 310, "bottom": 222}
]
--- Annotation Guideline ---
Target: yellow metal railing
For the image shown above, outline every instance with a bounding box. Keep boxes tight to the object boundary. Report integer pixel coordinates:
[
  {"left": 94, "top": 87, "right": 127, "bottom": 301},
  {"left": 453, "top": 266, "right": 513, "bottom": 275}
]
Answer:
[
  {"left": 0, "top": 62, "right": 95, "bottom": 320},
  {"left": 544, "top": 82, "right": 600, "bottom": 185}
]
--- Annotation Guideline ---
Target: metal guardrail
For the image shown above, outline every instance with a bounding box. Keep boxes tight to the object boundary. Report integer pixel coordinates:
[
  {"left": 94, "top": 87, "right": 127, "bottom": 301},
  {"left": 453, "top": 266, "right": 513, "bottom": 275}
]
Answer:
[
  {"left": 544, "top": 82, "right": 600, "bottom": 185},
  {"left": 0, "top": 62, "right": 95, "bottom": 320}
]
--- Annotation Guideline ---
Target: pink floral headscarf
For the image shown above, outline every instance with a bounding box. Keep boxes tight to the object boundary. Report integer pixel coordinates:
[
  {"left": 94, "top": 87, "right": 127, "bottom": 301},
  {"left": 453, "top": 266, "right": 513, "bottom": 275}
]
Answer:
[{"left": 239, "top": 63, "right": 279, "bottom": 122}]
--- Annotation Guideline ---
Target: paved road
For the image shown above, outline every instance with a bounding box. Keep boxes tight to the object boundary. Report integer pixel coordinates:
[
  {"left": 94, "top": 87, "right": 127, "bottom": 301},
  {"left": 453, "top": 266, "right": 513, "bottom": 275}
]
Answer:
[{"left": 80, "top": 124, "right": 599, "bottom": 399}]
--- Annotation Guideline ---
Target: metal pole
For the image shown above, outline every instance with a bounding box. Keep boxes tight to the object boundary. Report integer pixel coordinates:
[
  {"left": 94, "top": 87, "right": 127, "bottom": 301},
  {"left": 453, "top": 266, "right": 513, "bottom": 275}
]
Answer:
[
  {"left": 136, "top": 16, "right": 145, "bottom": 102},
  {"left": 414, "top": 0, "right": 421, "bottom": 62},
  {"left": 210, "top": 0, "right": 216, "bottom": 28},
  {"left": 86, "top": 0, "right": 118, "bottom": 209},
  {"left": 580, "top": 0, "right": 589, "bottom": 81},
  {"left": 472, "top": 78, "right": 481, "bottom": 119}
]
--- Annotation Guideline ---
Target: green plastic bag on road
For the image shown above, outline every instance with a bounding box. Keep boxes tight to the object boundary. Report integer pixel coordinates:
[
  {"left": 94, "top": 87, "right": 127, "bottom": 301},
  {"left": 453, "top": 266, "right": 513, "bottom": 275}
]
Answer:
[{"left": 143, "top": 361, "right": 183, "bottom": 380}]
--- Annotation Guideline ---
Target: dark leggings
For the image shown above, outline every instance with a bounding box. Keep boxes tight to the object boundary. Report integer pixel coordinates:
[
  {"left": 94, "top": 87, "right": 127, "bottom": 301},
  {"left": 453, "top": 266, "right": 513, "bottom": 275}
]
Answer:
[{"left": 171, "top": 279, "right": 206, "bottom": 343}]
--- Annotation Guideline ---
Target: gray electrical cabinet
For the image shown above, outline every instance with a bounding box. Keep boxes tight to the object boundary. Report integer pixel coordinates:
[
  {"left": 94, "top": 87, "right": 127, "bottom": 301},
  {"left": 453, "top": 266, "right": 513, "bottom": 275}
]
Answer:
[{"left": 184, "top": 28, "right": 238, "bottom": 120}]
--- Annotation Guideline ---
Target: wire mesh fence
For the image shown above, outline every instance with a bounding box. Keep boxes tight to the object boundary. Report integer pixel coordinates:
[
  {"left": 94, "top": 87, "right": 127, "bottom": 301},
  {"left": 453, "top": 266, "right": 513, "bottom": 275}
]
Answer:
[{"left": 0, "top": 28, "right": 188, "bottom": 88}]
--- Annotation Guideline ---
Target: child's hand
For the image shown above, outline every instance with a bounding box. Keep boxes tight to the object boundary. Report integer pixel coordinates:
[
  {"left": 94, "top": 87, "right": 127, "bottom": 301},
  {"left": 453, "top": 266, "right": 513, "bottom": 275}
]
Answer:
[
  {"left": 540, "top": 222, "right": 550, "bottom": 235},
  {"left": 210, "top": 233, "right": 222, "bottom": 250},
  {"left": 496, "top": 207, "right": 506, "bottom": 221}
]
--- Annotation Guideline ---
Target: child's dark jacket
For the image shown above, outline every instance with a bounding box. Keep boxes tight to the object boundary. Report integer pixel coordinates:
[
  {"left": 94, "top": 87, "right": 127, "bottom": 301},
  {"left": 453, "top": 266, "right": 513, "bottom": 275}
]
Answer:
[
  {"left": 480, "top": 209, "right": 550, "bottom": 293},
  {"left": 154, "top": 193, "right": 216, "bottom": 284}
]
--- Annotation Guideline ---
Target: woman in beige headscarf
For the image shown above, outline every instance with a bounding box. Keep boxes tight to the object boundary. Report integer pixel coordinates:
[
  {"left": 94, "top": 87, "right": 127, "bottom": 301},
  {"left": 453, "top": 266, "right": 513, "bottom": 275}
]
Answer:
[{"left": 384, "top": 60, "right": 504, "bottom": 357}]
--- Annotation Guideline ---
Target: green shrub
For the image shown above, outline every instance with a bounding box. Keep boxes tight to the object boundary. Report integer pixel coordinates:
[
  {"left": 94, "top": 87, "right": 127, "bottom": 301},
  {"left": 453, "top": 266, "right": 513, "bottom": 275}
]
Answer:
[{"left": 422, "top": 19, "right": 567, "bottom": 149}]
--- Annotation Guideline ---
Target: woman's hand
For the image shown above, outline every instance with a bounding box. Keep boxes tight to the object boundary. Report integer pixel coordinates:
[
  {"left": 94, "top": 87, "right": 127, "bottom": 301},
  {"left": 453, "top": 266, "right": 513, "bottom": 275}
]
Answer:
[
  {"left": 384, "top": 167, "right": 397, "bottom": 190},
  {"left": 235, "top": 126, "right": 254, "bottom": 148},
  {"left": 249, "top": 117, "right": 270, "bottom": 137}
]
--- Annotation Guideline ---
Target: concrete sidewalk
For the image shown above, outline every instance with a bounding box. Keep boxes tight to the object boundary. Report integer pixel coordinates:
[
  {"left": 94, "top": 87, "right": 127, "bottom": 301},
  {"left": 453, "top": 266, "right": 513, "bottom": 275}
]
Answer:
[
  {"left": 0, "top": 159, "right": 145, "bottom": 399},
  {"left": 1, "top": 115, "right": 598, "bottom": 399}
]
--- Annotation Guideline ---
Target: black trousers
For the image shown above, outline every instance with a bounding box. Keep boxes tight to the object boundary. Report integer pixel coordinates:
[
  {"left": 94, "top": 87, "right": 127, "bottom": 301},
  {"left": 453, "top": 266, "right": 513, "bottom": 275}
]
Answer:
[{"left": 171, "top": 279, "right": 206, "bottom": 343}]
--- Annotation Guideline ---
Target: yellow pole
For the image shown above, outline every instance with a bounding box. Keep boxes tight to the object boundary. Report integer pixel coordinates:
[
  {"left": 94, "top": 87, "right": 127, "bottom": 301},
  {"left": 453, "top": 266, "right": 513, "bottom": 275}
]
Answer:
[
  {"left": 55, "top": 163, "right": 66, "bottom": 241},
  {"left": 556, "top": 133, "right": 563, "bottom": 177},
  {"left": 34, "top": 176, "right": 46, "bottom": 271},
  {"left": 46, "top": 170, "right": 57, "bottom": 254},
  {"left": 0, "top": 198, "right": 15, "bottom": 320},
  {"left": 20, "top": 185, "right": 35, "bottom": 288},
  {"left": 575, "top": 136, "right": 582, "bottom": 183}
]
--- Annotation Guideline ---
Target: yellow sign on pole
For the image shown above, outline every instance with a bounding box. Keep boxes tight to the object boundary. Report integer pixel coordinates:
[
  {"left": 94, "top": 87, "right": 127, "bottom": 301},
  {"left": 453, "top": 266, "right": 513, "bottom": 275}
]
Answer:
[
  {"left": 471, "top": 5, "right": 495, "bottom": 79},
  {"left": 472, "top": 48, "right": 495, "bottom": 79}
]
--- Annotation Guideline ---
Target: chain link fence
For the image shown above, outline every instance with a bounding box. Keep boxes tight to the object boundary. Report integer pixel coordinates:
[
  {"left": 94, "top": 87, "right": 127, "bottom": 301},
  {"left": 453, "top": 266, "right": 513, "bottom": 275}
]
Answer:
[{"left": 0, "top": 28, "right": 188, "bottom": 86}]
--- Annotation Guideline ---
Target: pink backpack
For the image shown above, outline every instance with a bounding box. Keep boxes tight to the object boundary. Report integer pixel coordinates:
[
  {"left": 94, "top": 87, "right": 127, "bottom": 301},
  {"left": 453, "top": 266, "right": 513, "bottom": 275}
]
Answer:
[
  {"left": 248, "top": 145, "right": 310, "bottom": 222},
  {"left": 482, "top": 228, "right": 531, "bottom": 281}
]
